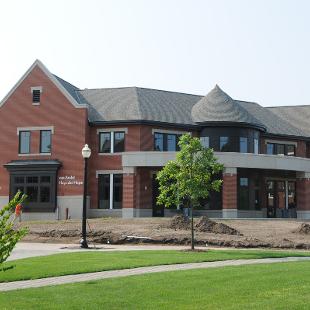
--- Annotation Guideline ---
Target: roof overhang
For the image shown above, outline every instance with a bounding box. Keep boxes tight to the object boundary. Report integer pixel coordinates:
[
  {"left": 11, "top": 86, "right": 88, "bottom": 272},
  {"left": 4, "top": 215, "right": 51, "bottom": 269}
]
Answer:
[{"left": 4, "top": 160, "right": 62, "bottom": 172}]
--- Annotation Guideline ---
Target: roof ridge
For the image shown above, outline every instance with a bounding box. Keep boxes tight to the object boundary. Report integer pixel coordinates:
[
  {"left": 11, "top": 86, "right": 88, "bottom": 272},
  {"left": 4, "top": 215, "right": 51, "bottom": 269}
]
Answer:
[
  {"left": 133, "top": 87, "right": 143, "bottom": 119},
  {"left": 267, "top": 104, "right": 310, "bottom": 108}
]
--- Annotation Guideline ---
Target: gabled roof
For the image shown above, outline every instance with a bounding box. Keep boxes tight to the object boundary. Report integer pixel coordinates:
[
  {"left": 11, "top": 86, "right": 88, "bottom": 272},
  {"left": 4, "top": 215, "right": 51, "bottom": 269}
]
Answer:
[
  {"left": 0, "top": 60, "right": 87, "bottom": 109},
  {"left": 191, "top": 85, "right": 265, "bottom": 130}
]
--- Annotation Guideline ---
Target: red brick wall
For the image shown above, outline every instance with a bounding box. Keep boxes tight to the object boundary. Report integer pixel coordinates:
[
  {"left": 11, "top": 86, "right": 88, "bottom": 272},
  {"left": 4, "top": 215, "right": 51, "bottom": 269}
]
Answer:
[
  {"left": 136, "top": 168, "right": 153, "bottom": 209},
  {"left": 222, "top": 174, "right": 237, "bottom": 209},
  {"left": 296, "top": 178, "right": 310, "bottom": 211},
  {"left": 123, "top": 174, "right": 136, "bottom": 209},
  {"left": 296, "top": 141, "right": 307, "bottom": 157},
  {"left": 0, "top": 65, "right": 88, "bottom": 198}
]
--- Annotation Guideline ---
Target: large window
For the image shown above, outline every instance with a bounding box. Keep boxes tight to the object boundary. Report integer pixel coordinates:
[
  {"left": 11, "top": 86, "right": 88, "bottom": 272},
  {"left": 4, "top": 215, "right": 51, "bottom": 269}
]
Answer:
[
  {"left": 239, "top": 137, "right": 248, "bottom": 153},
  {"left": 11, "top": 173, "right": 55, "bottom": 212},
  {"left": 254, "top": 138, "right": 259, "bottom": 154},
  {"left": 154, "top": 132, "right": 181, "bottom": 151},
  {"left": 19, "top": 131, "right": 31, "bottom": 154},
  {"left": 40, "top": 130, "right": 51, "bottom": 153},
  {"left": 98, "top": 174, "right": 123, "bottom": 209},
  {"left": 99, "top": 131, "right": 125, "bottom": 153}
]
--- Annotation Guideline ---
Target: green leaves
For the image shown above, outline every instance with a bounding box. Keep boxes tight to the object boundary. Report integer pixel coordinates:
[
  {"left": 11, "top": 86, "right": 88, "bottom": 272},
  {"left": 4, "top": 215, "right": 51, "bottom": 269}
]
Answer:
[
  {"left": 0, "top": 191, "right": 28, "bottom": 267},
  {"left": 156, "top": 134, "right": 224, "bottom": 209}
]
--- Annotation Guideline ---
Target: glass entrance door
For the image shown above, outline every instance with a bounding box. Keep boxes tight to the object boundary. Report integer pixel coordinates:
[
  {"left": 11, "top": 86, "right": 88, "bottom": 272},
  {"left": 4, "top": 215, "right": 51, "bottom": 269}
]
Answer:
[{"left": 152, "top": 175, "right": 164, "bottom": 217}]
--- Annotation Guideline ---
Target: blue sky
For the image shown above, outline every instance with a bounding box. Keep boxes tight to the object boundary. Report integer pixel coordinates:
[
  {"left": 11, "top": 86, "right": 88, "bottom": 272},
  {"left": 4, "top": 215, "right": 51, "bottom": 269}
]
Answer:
[{"left": 0, "top": 0, "right": 309, "bottom": 106}]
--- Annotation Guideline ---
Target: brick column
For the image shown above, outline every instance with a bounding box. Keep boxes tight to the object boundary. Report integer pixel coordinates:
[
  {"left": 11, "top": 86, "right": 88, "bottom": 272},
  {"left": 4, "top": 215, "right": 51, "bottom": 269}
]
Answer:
[
  {"left": 222, "top": 167, "right": 238, "bottom": 218},
  {"left": 296, "top": 172, "right": 310, "bottom": 219},
  {"left": 122, "top": 167, "right": 136, "bottom": 218}
]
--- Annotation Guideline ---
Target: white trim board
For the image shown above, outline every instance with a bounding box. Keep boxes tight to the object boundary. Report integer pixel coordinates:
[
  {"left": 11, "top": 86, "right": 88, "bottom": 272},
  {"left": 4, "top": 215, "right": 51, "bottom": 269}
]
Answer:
[{"left": 0, "top": 59, "right": 87, "bottom": 109}]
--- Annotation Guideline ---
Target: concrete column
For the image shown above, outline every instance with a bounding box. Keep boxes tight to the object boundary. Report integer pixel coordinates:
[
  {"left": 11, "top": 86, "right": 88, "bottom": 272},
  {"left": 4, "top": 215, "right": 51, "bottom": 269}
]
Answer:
[
  {"left": 222, "top": 167, "right": 238, "bottom": 218},
  {"left": 296, "top": 172, "right": 310, "bottom": 219}
]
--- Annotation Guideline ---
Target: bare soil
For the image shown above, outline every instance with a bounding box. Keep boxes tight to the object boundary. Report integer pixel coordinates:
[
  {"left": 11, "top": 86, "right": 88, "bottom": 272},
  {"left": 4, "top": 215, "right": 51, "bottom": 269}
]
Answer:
[{"left": 17, "top": 217, "right": 310, "bottom": 250}]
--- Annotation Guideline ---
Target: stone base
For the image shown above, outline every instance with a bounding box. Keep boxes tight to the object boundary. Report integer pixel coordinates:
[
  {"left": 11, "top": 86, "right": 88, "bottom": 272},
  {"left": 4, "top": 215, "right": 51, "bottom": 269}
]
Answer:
[
  {"left": 222, "top": 209, "right": 238, "bottom": 218},
  {"left": 0, "top": 196, "right": 9, "bottom": 208},
  {"left": 20, "top": 212, "right": 57, "bottom": 221},
  {"left": 88, "top": 209, "right": 122, "bottom": 218},
  {"left": 297, "top": 211, "right": 310, "bottom": 220},
  {"left": 122, "top": 208, "right": 153, "bottom": 218}
]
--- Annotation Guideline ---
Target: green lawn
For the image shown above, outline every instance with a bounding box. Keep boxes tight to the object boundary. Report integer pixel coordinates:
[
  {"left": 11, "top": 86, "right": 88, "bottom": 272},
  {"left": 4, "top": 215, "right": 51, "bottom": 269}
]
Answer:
[
  {"left": 1, "top": 261, "right": 310, "bottom": 309},
  {"left": 1, "top": 249, "right": 310, "bottom": 283}
]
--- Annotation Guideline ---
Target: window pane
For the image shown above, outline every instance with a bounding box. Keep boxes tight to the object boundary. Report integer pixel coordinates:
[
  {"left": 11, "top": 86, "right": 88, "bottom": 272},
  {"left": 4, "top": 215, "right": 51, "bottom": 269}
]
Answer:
[
  {"left": 220, "top": 137, "right": 229, "bottom": 151},
  {"left": 239, "top": 137, "right": 248, "bottom": 153},
  {"left": 26, "top": 176, "right": 38, "bottom": 183},
  {"left": 277, "top": 144, "right": 285, "bottom": 155},
  {"left": 40, "top": 186, "right": 51, "bottom": 202},
  {"left": 40, "top": 130, "right": 51, "bottom": 153},
  {"left": 254, "top": 138, "right": 259, "bottom": 154},
  {"left": 286, "top": 145, "right": 295, "bottom": 156},
  {"left": 200, "top": 136, "right": 209, "bottom": 149},
  {"left": 98, "top": 174, "right": 110, "bottom": 209},
  {"left": 266, "top": 143, "right": 274, "bottom": 155},
  {"left": 154, "top": 133, "right": 164, "bottom": 151},
  {"left": 40, "top": 176, "right": 51, "bottom": 183},
  {"left": 14, "top": 176, "right": 25, "bottom": 184},
  {"left": 113, "top": 174, "right": 123, "bottom": 209},
  {"left": 19, "top": 131, "right": 30, "bottom": 154},
  {"left": 26, "top": 186, "right": 38, "bottom": 202},
  {"left": 114, "top": 132, "right": 125, "bottom": 152},
  {"left": 239, "top": 178, "right": 249, "bottom": 210},
  {"left": 99, "top": 133, "right": 111, "bottom": 153},
  {"left": 167, "top": 134, "right": 176, "bottom": 151}
]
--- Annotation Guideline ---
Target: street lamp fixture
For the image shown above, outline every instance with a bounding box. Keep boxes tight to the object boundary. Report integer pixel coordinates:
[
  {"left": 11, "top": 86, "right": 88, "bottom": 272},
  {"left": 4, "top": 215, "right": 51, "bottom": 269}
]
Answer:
[{"left": 80, "top": 144, "right": 91, "bottom": 248}]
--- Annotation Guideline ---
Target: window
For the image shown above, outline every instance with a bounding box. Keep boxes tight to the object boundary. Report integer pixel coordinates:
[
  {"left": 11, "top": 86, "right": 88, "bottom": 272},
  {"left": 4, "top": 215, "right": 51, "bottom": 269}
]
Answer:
[
  {"left": 200, "top": 136, "right": 209, "bottom": 149},
  {"left": 220, "top": 136, "right": 229, "bottom": 151},
  {"left": 167, "top": 134, "right": 177, "bottom": 151},
  {"left": 98, "top": 174, "right": 123, "bottom": 209},
  {"left": 11, "top": 173, "right": 55, "bottom": 211},
  {"left": 32, "top": 89, "right": 41, "bottom": 103},
  {"left": 238, "top": 177, "right": 249, "bottom": 210},
  {"left": 40, "top": 130, "right": 51, "bottom": 153},
  {"left": 286, "top": 145, "right": 295, "bottom": 156},
  {"left": 99, "top": 132, "right": 111, "bottom": 153},
  {"left": 277, "top": 144, "right": 285, "bottom": 156},
  {"left": 239, "top": 137, "right": 248, "bottom": 153},
  {"left": 254, "top": 138, "right": 259, "bottom": 154},
  {"left": 266, "top": 143, "right": 275, "bottom": 155},
  {"left": 114, "top": 132, "right": 125, "bottom": 153},
  {"left": 19, "top": 131, "right": 31, "bottom": 154},
  {"left": 154, "top": 133, "right": 164, "bottom": 151}
]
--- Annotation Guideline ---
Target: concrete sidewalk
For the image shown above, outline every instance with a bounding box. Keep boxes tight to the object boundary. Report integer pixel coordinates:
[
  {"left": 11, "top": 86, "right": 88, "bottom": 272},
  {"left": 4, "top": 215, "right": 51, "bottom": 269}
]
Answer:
[{"left": 1, "top": 256, "right": 310, "bottom": 292}]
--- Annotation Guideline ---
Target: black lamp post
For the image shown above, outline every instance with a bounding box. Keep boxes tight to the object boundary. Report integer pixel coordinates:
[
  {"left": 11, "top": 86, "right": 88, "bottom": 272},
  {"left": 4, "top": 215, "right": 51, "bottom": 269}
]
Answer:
[{"left": 80, "top": 144, "right": 91, "bottom": 248}]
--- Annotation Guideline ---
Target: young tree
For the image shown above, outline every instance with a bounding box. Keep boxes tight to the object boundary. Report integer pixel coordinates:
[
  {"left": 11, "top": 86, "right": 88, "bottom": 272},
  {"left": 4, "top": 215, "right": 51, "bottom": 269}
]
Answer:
[
  {"left": 157, "top": 134, "right": 223, "bottom": 250},
  {"left": 0, "top": 191, "right": 28, "bottom": 268}
]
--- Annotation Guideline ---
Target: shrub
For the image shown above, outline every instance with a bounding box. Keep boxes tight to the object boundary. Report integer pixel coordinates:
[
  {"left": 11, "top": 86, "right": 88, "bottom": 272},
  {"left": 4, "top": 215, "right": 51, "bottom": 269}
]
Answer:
[{"left": 0, "top": 191, "right": 28, "bottom": 267}]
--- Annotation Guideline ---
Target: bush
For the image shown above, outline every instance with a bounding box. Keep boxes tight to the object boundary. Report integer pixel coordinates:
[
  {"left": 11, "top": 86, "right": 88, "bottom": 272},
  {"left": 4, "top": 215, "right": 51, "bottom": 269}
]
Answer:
[{"left": 0, "top": 191, "right": 28, "bottom": 267}]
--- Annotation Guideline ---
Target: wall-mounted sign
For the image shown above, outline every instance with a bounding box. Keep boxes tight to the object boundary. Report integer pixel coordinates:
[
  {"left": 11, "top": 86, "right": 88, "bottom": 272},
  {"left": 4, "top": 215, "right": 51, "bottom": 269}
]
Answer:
[{"left": 58, "top": 175, "right": 83, "bottom": 186}]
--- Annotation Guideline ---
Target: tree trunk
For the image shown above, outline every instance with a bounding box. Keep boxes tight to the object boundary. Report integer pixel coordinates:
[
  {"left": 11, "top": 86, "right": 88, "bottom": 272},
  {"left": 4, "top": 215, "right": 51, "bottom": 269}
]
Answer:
[{"left": 190, "top": 205, "right": 194, "bottom": 250}]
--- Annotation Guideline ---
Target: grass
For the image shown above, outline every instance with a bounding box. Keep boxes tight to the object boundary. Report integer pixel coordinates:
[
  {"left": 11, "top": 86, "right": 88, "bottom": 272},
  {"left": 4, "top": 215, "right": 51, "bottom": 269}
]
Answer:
[
  {"left": 1, "top": 261, "right": 310, "bottom": 309},
  {"left": 1, "top": 249, "right": 310, "bottom": 283}
]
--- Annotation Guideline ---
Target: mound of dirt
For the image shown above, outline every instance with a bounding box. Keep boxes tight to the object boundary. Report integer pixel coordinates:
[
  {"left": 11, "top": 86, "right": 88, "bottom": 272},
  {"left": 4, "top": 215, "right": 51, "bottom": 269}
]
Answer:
[
  {"left": 195, "top": 216, "right": 242, "bottom": 236},
  {"left": 295, "top": 223, "right": 310, "bottom": 234},
  {"left": 169, "top": 215, "right": 190, "bottom": 230}
]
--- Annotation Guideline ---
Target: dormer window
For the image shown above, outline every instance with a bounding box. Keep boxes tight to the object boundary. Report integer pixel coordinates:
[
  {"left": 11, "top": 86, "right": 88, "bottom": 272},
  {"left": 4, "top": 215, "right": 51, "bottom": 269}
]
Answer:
[{"left": 31, "top": 87, "right": 42, "bottom": 105}]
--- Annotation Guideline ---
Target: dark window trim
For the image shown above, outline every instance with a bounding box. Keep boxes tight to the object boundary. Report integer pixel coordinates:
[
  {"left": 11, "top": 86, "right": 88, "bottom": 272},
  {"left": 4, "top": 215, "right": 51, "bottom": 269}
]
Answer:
[
  {"left": 19, "top": 131, "right": 31, "bottom": 154},
  {"left": 40, "top": 130, "right": 52, "bottom": 153},
  {"left": 98, "top": 132, "right": 111, "bottom": 153}
]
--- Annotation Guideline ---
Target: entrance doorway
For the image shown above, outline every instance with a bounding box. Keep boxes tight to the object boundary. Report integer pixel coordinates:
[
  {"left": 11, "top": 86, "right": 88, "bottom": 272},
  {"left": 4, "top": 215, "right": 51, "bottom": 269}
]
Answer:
[
  {"left": 152, "top": 175, "right": 164, "bottom": 217},
  {"left": 266, "top": 180, "right": 296, "bottom": 218}
]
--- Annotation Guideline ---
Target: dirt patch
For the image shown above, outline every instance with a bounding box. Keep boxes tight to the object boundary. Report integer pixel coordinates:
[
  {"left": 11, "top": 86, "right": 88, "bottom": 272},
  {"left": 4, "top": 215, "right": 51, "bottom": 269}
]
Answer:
[
  {"left": 169, "top": 215, "right": 190, "bottom": 230},
  {"left": 195, "top": 216, "right": 242, "bottom": 236},
  {"left": 294, "top": 223, "right": 310, "bottom": 234}
]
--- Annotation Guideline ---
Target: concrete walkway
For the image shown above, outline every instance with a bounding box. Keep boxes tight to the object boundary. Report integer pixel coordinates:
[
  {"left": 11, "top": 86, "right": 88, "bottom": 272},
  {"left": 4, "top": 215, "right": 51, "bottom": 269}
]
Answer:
[{"left": 1, "top": 256, "right": 310, "bottom": 292}]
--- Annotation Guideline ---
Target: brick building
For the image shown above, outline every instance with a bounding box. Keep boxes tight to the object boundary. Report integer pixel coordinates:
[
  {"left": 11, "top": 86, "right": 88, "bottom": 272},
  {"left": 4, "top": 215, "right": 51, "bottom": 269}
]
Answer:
[{"left": 0, "top": 60, "right": 310, "bottom": 220}]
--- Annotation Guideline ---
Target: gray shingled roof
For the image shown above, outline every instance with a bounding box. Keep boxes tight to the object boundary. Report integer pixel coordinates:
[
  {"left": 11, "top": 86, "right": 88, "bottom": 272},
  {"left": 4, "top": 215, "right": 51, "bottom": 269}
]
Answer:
[
  {"left": 266, "top": 105, "right": 310, "bottom": 137},
  {"left": 191, "top": 85, "right": 265, "bottom": 129},
  {"left": 54, "top": 74, "right": 309, "bottom": 138}
]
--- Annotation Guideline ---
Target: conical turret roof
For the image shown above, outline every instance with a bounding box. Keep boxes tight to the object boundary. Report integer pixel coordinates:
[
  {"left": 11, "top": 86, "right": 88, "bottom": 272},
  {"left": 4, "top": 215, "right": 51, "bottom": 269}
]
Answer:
[{"left": 191, "top": 85, "right": 265, "bottom": 129}]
